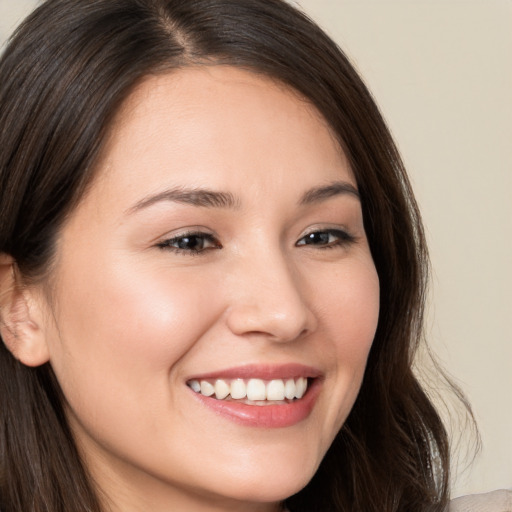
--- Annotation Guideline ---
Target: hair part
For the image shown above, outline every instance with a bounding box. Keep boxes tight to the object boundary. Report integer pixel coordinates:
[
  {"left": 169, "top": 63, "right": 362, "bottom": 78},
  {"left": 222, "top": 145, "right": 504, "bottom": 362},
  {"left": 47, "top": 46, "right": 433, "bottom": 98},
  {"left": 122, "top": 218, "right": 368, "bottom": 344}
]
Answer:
[{"left": 1, "top": 0, "right": 459, "bottom": 510}]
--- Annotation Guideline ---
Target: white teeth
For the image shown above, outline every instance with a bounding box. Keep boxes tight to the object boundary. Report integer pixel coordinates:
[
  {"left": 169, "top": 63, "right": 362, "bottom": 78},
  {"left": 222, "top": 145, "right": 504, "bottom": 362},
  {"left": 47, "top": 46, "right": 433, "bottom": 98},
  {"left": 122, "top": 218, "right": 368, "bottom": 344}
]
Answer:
[
  {"left": 214, "top": 379, "right": 230, "bottom": 399},
  {"left": 284, "top": 379, "right": 296, "bottom": 400},
  {"left": 189, "top": 380, "right": 201, "bottom": 393},
  {"left": 295, "top": 377, "right": 307, "bottom": 399},
  {"left": 266, "top": 379, "right": 286, "bottom": 401},
  {"left": 200, "top": 380, "right": 215, "bottom": 397},
  {"left": 189, "top": 377, "right": 310, "bottom": 402},
  {"left": 230, "top": 379, "right": 247, "bottom": 399},
  {"left": 246, "top": 379, "right": 266, "bottom": 401}
]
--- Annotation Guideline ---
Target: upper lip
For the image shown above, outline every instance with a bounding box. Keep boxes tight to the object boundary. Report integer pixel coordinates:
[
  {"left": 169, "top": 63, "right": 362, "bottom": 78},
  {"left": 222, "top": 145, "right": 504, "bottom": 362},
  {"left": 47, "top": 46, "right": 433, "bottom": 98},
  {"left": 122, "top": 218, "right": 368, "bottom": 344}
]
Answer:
[{"left": 186, "top": 363, "right": 322, "bottom": 382}]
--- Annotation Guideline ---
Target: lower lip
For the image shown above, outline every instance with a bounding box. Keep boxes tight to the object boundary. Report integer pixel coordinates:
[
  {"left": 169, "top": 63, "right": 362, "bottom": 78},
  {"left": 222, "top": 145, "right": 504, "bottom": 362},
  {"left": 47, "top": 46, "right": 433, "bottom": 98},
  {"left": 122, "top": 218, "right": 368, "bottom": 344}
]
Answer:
[{"left": 190, "top": 379, "right": 321, "bottom": 428}]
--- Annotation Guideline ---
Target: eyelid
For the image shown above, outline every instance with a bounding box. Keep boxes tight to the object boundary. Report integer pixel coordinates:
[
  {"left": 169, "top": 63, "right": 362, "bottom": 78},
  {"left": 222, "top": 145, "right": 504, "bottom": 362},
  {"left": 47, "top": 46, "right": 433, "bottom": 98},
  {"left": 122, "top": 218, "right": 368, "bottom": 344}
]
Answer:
[
  {"left": 156, "top": 229, "right": 221, "bottom": 253},
  {"left": 154, "top": 225, "right": 217, "bottom": 243},
  {"left": 295, "top": 227, "right": 357, "bottom": 247}
]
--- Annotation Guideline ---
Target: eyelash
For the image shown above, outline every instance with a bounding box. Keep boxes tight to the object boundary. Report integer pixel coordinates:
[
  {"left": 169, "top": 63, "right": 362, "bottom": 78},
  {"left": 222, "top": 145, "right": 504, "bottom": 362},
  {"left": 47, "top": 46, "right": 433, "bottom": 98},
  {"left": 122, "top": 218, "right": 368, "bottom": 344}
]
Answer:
[
  {"left": 296, "top": 229, "right": 356, "bottom": 249},
  {"left": 157, "top": 228, "right": 356, "bottom": 255},
  {"left": 156, "top": 231, "right": 221, "bottom": 255}
]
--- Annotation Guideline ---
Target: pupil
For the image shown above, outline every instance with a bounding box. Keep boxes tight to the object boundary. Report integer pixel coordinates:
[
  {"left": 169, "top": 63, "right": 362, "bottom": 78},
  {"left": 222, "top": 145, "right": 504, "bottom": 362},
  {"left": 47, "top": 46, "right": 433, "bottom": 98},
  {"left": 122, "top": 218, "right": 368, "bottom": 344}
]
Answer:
[
  {"left": 179, "top": 236, "right": 203, "bottom": 250},
  {"left": 306, "top": 232, "right": 329, "bottom": 244}
]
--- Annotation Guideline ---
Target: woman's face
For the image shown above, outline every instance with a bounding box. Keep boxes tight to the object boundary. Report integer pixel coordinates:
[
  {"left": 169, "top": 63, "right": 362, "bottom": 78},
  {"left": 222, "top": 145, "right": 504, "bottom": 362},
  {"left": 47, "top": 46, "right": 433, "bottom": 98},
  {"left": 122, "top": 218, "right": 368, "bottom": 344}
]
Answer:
[{"left": 38, "top": 67, "right": 379, "bottom": 511}]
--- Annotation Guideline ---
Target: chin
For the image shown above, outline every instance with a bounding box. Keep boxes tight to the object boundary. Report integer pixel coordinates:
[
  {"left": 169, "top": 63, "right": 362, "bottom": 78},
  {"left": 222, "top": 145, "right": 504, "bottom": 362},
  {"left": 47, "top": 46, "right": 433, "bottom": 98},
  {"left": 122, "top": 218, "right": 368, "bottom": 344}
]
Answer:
[
  {"left": 201, "top": 446, "right": 320, "bottom": 505},
  {"left": 216, "top": 473, "right": 312, "bottom": 505}
]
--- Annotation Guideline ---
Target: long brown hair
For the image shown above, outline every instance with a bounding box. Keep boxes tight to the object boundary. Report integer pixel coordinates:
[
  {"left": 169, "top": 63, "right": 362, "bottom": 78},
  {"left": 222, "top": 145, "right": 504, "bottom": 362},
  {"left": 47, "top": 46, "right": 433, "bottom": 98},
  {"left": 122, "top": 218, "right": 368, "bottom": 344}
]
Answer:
[{"left": 1, "top": 0, "right": 452, "bottom": 510}]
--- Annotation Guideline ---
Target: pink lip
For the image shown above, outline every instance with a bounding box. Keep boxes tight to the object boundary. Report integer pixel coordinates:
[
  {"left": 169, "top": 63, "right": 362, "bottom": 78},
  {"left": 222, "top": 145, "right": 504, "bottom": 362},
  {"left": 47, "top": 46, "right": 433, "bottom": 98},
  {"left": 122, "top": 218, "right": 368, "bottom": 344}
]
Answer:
[
  {"left": 187, "top": 364, "right": 323, "bottom": 428},
  {"left": 187, "top": 363, "right": 322, "bottom": 381}
]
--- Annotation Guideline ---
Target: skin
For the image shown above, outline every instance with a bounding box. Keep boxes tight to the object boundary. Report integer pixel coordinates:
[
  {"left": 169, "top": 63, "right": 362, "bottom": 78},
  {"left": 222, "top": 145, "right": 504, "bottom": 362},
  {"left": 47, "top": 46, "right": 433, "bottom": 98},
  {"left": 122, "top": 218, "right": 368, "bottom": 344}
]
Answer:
[{"left": 26, "top": 67, "right": 380, "bottom": 511}]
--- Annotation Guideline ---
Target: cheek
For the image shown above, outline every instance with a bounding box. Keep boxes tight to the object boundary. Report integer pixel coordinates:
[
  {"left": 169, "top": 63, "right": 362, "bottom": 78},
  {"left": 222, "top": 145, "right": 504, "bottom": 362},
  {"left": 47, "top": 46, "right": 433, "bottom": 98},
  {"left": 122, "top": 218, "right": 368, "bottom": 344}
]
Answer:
[
  {"left": 320, "top": 256, "right": 379, "bottom": 349},
  {"left": 314, "top": 257, "right": 379, "bottom": 429},
  {"left": 47, "top": 257, "right": 222, "bottom": 410},
  {"left": 338, "top": 261, "right": 379, "bottom": 376}
]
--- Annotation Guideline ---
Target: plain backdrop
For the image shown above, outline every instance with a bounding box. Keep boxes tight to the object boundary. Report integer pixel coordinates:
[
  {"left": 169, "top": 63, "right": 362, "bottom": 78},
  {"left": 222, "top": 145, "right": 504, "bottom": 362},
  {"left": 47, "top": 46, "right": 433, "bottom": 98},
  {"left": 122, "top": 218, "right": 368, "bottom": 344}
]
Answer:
[{"left": 1, "top": 0, "right": 511, "bottom": 498}]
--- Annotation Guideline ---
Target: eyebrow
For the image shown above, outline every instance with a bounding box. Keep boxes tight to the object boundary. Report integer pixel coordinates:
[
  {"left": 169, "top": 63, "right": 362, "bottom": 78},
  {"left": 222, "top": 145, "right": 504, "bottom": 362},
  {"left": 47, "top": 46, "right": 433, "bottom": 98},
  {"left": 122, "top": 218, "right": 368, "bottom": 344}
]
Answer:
[
  {"left": 299, "top": 181, "right": 360, "bottom": 205},
  {"left": 127, "top": 187, "right": 240, "bottom": 214},
  {"left": 127, "top": 180, "right": 359, "bottom": 215}
]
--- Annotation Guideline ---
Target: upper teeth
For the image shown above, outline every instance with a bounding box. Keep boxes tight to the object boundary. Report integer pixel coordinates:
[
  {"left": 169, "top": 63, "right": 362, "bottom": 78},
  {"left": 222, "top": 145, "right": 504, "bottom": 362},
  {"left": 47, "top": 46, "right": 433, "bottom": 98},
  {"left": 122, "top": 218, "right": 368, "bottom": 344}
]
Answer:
[{"left": 188, "top": 377, "right": 308, "bottom": 401}]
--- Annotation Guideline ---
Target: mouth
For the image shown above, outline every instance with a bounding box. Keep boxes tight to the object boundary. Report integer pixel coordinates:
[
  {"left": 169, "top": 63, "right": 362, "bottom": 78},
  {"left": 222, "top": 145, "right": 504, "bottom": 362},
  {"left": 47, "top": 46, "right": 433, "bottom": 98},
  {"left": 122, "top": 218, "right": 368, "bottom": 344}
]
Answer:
[
  {"left": 187, "top": 376, "right": 309, "bottom": 404},
  {"left": 186, "top": 365, "right": 322, "bottom": 428}
]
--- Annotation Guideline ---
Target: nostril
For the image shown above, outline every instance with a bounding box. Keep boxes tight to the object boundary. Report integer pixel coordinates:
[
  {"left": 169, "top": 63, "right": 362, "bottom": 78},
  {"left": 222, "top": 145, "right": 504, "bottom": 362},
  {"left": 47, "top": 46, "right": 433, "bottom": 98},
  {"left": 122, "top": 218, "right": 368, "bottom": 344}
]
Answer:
[{"left": 227, "top": 311, "right": 314, "bottom": 343}]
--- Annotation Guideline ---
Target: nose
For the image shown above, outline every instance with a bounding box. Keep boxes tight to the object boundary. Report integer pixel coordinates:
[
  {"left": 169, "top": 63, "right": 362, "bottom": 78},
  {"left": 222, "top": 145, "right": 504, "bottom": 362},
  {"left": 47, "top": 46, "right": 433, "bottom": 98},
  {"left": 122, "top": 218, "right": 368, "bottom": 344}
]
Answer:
[{"left": 224, "top": 250, "right": 317, "bottom": 343}]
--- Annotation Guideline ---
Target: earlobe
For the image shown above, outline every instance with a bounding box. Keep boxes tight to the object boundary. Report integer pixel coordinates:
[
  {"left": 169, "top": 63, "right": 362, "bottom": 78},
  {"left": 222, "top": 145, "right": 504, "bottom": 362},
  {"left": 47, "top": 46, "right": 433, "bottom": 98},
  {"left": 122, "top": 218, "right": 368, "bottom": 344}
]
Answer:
[{"left": 0, "top": 254, "right": 50, "bottom": 367}]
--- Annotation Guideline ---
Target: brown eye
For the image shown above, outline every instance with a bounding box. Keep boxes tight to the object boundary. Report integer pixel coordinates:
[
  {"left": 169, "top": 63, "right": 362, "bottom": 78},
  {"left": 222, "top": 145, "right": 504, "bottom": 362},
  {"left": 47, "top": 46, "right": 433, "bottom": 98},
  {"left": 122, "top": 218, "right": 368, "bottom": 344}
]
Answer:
[
  {"left": 296, "top": 229, "right": 355, "bottom": 248},
  {"left": 175, "top": 235, "right": 207, "bottom": 251},
  {"left": 158, "top": 232, "right": 221, "bottom": 254}
]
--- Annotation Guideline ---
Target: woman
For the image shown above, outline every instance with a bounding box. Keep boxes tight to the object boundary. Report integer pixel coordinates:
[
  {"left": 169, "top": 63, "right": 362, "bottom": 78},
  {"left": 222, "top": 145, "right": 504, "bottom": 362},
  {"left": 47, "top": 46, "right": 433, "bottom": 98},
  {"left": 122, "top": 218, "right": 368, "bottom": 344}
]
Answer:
[{"left": 0, "top": 0, "right": 455, "bottom": 510}]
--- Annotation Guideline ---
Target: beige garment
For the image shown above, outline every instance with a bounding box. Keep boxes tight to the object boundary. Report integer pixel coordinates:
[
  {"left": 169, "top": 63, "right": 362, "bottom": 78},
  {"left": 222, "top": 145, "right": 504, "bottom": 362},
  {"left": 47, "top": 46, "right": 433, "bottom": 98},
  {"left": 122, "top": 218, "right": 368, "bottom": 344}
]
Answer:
[{"left": 449, "top": 490, "right": 512, "bottom": 512}]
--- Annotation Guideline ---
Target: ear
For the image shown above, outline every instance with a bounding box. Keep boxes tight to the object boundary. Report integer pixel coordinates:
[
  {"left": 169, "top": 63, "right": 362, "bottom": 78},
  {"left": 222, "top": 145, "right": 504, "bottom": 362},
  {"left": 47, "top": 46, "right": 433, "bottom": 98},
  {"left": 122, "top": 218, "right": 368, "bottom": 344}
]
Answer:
[{"left": 0, "top": 254, "right": 50, "bottom": 367}]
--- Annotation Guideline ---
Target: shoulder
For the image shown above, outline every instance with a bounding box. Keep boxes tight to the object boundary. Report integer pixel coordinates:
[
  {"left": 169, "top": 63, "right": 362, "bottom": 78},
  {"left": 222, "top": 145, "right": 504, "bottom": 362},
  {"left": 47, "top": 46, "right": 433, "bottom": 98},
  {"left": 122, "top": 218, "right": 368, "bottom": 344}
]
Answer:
[{"left": 449, "top": 490, "right": 512, "bottom": 512}]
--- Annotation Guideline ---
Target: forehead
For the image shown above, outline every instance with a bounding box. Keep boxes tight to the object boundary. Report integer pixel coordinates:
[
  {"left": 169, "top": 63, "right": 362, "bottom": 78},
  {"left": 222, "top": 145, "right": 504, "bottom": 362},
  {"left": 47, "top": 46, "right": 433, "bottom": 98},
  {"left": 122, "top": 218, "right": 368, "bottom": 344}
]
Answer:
[
  {"left": 116, "top": 65, "right": 331, "bottom": 132},
  {"left": 88, "top": 65, "right": 353, "bottom": 212}
]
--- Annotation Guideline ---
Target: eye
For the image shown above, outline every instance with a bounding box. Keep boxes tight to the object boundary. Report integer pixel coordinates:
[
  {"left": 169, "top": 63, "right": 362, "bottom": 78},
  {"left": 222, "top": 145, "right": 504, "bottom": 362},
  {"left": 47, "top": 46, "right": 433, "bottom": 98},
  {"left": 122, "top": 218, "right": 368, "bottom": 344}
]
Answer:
[
  {"left": 157, "top": 231, "right": 221, "bottom": 254},
  {"left": 296, "top": 229, "right": 355, "bottom": 249}
]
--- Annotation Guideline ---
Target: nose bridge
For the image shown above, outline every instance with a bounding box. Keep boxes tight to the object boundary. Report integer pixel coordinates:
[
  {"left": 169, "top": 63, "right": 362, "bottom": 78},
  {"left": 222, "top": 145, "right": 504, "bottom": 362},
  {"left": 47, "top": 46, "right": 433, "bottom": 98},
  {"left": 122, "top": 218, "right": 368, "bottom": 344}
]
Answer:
[{"left": 225, "top": 243, "right": 315, "bottom": 341}]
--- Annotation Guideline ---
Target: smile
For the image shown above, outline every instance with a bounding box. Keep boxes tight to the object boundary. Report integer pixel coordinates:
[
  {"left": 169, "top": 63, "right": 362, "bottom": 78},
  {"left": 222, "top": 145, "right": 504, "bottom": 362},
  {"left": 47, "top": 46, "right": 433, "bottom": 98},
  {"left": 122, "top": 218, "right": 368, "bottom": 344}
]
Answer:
[
  {"left": 186, "top": 365, "right": 322, "bottom": 428},
  {"left": 187, "top": 377, "right": 308, "bottom": 403}
]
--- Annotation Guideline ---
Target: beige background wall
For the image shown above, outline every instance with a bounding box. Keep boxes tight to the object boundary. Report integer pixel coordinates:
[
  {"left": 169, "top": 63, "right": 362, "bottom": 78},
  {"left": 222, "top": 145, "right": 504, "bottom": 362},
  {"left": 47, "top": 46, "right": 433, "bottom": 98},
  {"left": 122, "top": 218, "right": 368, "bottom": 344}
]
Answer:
[{"left": 1, "top": 0, "right": 510, "bottom": 498}]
